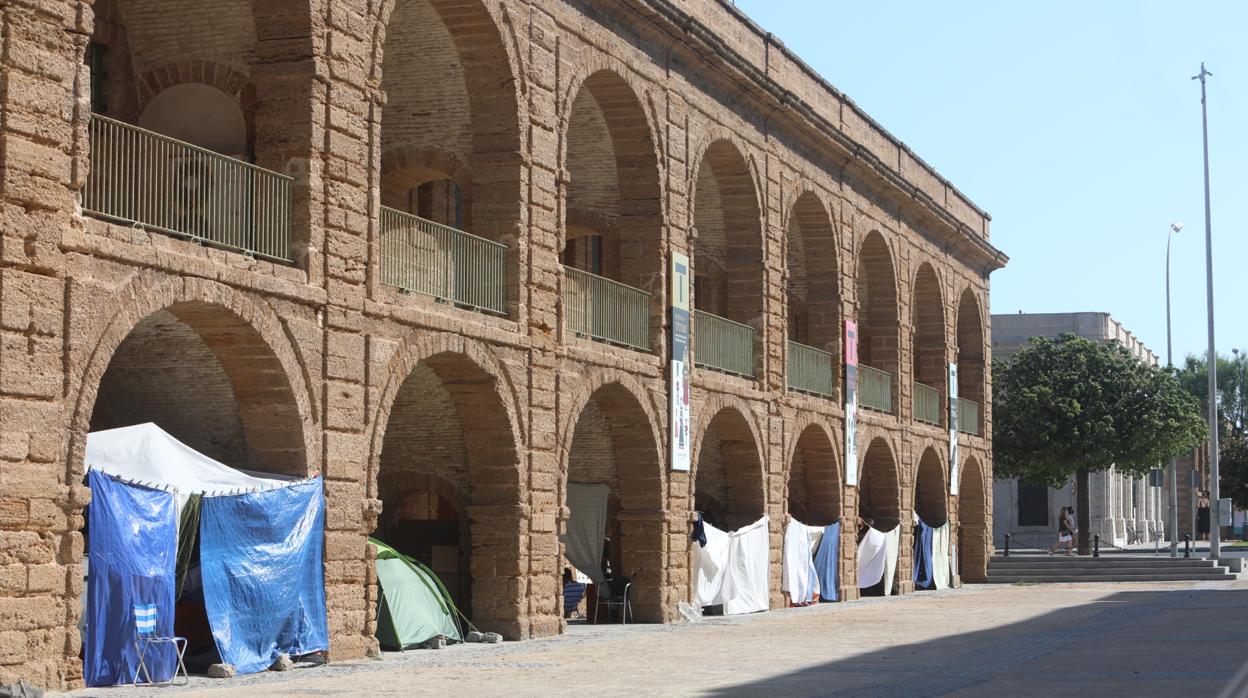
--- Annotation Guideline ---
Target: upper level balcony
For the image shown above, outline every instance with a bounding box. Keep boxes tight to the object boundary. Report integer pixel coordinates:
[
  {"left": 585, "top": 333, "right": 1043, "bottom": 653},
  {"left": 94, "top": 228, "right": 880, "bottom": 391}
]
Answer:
[
  {"left": 858, "top": 364, "right": 893, "bottom": 414},
  {"left": 695, "top": 310, "right": 755, "bottom": 378},
  {"left": 83, "top": 114, "right": 293, "bottom": 263},
  {"left": 379, "top": 206, "right": 508, "bottom": 316},
  {"left": 913, "top": 381, "right": 942, "bottom": 427},
  {"left": 561, "top": 266, "right": 651, "bottom": 352},
  {"left": 787, "top": 341, "right": 834, "bottom": 397},
  {"left": 957, "top": 397, "right": 981, "bottom": 436}
]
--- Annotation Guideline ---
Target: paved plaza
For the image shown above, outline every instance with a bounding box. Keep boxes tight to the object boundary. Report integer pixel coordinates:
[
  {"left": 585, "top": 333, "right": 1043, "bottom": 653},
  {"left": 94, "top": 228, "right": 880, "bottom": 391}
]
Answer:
[{"left": 62, "top": 580, "right": 1248, "bottom": 697}]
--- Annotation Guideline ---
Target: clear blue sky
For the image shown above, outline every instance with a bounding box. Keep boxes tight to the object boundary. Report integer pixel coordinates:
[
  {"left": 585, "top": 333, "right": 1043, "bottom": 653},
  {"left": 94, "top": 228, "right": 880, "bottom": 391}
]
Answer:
[{"left": 736, "top": 0, "right": 1248, "bottom": 364}]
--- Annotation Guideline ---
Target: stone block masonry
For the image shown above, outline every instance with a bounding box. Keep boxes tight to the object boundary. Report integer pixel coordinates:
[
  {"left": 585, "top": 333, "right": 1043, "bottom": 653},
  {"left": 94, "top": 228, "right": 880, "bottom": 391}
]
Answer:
[{"left": 0, "top": 0, "right": 1004, "bottom": 689}]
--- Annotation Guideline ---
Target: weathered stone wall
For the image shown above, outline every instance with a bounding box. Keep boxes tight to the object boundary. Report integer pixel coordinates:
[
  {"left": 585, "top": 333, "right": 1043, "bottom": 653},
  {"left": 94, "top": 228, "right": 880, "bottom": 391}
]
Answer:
[{"left": 0, "top": 0, "right": 1002, "bottom": 688}]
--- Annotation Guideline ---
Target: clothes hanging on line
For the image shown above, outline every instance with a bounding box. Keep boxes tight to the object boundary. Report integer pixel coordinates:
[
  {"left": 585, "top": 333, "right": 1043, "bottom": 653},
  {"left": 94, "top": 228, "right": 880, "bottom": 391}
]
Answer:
[
  {"left": 692, "top": 516, "right": 770, "bottom": 615},
  {"left": 782, "top": 518, "right": 821, "bottom": 605}
]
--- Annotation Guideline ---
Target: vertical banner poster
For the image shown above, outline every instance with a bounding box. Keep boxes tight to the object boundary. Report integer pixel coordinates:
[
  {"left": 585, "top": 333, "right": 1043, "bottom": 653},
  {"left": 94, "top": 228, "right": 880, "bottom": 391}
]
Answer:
[
  {"left": 949, "top": 361, "right": 959, "bottom": 495},
  {"left": 844, "top": 321, "right": 859, "bottom": 487},
  {"left": 670, "top": 252, "right": 692, "bottom": 472}
]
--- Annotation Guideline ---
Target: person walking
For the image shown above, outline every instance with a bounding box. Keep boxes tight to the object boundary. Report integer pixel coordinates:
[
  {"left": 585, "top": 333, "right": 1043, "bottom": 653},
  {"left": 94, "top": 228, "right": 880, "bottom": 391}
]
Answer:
[{"left": 1048, "top": 506, "right": 1076, "bottom": 556}]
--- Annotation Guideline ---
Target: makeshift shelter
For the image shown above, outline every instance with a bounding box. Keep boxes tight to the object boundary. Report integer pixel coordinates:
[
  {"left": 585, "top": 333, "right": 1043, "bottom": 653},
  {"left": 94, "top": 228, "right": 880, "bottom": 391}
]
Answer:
[
  {"left": 813, "top": 522, "right": 841, "bottom": 602},
  {"left": 692, "top": 515, "right": 769, "bottom": 615},
  {"left": 82, "top": 424, "right": 328, "bottom": 686},
  {"left": 370, "top": 539, "right": 462, "bottom": 650},
  {"left": 912, "top": 519, "right": 952, "bottom": 591},
  {"left": 781, "top": 518, "right": 823, "bottom": 606},
  {"left": 857, "top": 525, "right": 900, "bottom": 596}
]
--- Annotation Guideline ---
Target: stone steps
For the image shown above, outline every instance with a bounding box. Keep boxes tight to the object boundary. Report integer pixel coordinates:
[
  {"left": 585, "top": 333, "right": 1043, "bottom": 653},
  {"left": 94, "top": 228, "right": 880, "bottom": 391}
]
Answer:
[{"left": 986, "top": 554, "right": 1236, "bottom": 583}]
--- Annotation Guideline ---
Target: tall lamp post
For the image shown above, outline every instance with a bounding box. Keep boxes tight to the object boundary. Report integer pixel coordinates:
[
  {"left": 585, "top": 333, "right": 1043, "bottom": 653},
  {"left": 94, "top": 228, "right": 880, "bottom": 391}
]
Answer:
[
  {"left": 1166, "top": 222, "right": 1182, "bottom": 557},
  {"left": 1193, "top": 62, "right": 1220, "bottom": 560}
]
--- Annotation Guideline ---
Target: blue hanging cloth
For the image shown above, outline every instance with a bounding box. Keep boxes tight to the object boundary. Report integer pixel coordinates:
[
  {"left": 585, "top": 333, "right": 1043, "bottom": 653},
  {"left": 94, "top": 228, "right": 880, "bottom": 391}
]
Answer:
[
  {"left": 200, "top": 478, "right": 328, "bottom": 674},
  {"left": 813, "top": 522, "right": 841, "bottom": 602},
  {"left": 912, "top": 520, "right": 935, "bottom": 590},
  {"left": 84, "top": 471, "right": 178, "bottom": 687}
]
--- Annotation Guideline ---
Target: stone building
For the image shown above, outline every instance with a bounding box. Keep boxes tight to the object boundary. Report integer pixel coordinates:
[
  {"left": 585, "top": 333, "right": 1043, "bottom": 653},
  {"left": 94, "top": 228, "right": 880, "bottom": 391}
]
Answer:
[
  {"left": 0, "top": 0, "right": 1004, "bottom": 688},
  {"left": 991, "top": 312, "right": 1167, "bottom": 548}
]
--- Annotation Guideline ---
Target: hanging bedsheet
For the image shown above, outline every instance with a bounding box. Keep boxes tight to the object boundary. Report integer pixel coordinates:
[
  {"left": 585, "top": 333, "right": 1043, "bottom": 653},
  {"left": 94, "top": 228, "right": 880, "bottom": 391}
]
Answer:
[
  {"left": 857, "top": 525, "right": 901, "bottom": 595},
  {"left": 912, "top": 520, "right": 935, "bottom": 590},
  {"left": 813, "top": 522, "right": 841, "bottom": 602},
  {"left": 200, "top": 479, "right": 328, "bottom": 674},
  {"left": 693, "top": 516, "right": 770, "bottom": 615},
  {"left": 84, "top": 471, "right": 178, "bottom": 687},
  {"left": 781, "top": 519, "right": 821, "bottom": 605},
  {"left": 883, "top": 526, "right": 900, "bottom": 596},
  {"left": 931, "top": 522, "right": 952, "bottom": 590},
  {"left": 564, "top": 483, "right": 610, "bottom": 585}
]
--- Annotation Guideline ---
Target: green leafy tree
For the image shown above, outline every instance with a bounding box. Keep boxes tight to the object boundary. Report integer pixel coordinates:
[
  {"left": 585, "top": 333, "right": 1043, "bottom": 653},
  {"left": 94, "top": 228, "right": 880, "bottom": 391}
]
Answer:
[
  {"left": 1175, "top": 349, "right": 1248, "bottom": 439},
  {"left": 1222, "top": 435, "right": 1248, "bottom": 512},
  {"left": 994, "top": 334, "right": 1207, "bottom": 554}
]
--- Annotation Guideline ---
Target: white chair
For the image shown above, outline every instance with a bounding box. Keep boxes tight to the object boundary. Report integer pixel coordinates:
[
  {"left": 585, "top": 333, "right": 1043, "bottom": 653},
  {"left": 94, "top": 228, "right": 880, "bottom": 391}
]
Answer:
[{"left": 132, "top": 603, "right": 189, "bottom": 686}]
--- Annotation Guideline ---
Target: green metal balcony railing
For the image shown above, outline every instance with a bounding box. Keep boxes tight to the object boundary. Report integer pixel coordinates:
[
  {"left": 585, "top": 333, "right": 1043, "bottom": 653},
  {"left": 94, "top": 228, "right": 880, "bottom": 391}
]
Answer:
[
  {"left": 787, "top": 341, "right": 834, "bottom": 397},
  {"left": 694, "top": 310, "right": 755, "bottom": 377},
  {"left": 858, "top": 364, "right": 893, "bottom": 413},
  {"left": 957, "top": 397, "right": 981, "bottom": 435},
  {"left": 380, "top": 206, "right": 508, "bottom": 315},
  {"left": 562, "top": 266, "right": 651, "bottom": 351},
  {"left": 83, "top": 113, "right": 293, "bottom": 262},
  {"left": 913, "top": 381, "right": 942, "bottom": 426}
]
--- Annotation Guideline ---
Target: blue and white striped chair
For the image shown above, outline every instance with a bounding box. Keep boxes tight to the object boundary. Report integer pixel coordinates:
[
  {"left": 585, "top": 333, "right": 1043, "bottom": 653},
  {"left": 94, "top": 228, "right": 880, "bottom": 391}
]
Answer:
[{"left": 132, "top": 603, "right": 188, "bottom": 686}]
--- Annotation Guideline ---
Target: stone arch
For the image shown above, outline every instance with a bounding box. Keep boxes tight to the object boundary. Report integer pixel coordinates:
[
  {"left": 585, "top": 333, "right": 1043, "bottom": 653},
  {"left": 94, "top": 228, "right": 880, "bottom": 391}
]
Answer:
[
  {"left": 690, "top": 137, "right": 766, "bottom": 375},
  {"left": 855, "top": 230, "right": 900, "bottom": 412},
  {"left": 558, "top": 68, "right": 665, "bottom": 349},
  {"left": 955, "top": 287, "right": 987, "bottom": 433},
  {"left": 785, "top": 190, "right": 841, "bottom": 364},
  {"left": 913, "top": 446, "right": 948, "bottom": 525},
  {"left": 368, "top": 338, "right": 525, "bottom": 637},
  {"left": 693, "top": 403, "right": 766, "bottom": 531},
  {"left": 958, "top": 454, "right": 990, "bottom": 582},
  {"left": 911, "top": 262, "right": 947, "bottom": 425},
  {"left": 68, "top": 275, "right": 317, "bottom": 481},
  {"left": 858, "top": 436, "right": 901, "bottom": 531},
  {"left": 560, "top": 379, "right": 665, "bottom": 622},
  {"left": 787, "top": 422, "right": 842, "bottom": 526},
  {"left": 375, "top": 0, "right": 524, "bottom": 246}
]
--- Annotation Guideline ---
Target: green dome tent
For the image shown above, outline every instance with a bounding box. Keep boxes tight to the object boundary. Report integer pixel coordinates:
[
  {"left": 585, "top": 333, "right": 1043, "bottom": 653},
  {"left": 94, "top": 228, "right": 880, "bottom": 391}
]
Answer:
[{"left": 370, "top": 539, "right": 463, "bottom": 650}]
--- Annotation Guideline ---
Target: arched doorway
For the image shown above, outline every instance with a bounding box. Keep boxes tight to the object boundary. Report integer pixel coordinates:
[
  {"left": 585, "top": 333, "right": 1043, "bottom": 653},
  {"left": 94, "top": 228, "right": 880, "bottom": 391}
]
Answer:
[
  {"left": 560, "top": 71, "right": 663, "bottom": 351},
  {"left": 914, "top": 447, "right": 948, "bottom": 526},
  {"left": 691, "top": 140, "right": 764, "bottom": 377},
  {"left": 562, "top": 383, "right": 665, "bottom": 622},
  {"left": 695, "top": 408, "right": 765, "bottom": 532},
  {"left": 958, "top": 456, "right": 990, "bottom": 582},
  {"left": 911, "top": 263, "right": 946, "bottom": 427},
  {"left": 956, "top": 289, "right": 986, "bottom": 435},
  {"left": 377, "top": 0, "right": 523, "bottom": 314},
  {"left": 787, "top": 424, "right": 842, "bottom": 526},
  {"left": 786, "top": 193, "right": 841, "bottom": 357},
  {"left": 855, "top": 232, "right": 900, "bottom": 413},
  {"left": 373, "top": 351, "right": 522, "bottom": 636},
  {"left": 858, "top": 437, "right": 901, "bottom": 595}
]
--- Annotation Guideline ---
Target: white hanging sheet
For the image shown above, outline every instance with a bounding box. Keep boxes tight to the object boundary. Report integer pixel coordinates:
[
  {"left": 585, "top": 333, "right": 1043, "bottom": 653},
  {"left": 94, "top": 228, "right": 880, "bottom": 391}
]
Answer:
[
  {"left": 565, "top": 483, "right": 610, "bottom": 585},
  {"left": 856, "top": 527, "right": 888, "bottom": 588},
  {"left": 781, "top": 518, "right": 821, "bottom": 604},
  {"left": 693, "top": 516, "right": 771, "bottom": 615},
  {"left": 882, "top": 525, "right": 900, "bottom": 596},
  {"left": 931, "top": 522, "right": 952, "bottom": 590}
]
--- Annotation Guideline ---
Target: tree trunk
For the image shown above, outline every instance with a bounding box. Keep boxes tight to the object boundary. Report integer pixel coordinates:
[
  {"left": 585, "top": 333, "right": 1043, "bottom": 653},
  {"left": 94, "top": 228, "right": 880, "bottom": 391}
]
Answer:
[{"left": 1077, "top": 468, "right": 1092, "bottom": 555}]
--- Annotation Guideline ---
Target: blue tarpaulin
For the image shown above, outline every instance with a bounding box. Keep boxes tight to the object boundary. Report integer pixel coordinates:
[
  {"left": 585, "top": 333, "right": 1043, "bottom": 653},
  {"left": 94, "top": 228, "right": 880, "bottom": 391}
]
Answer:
[
  {"left": 84, "top": 471, "right": 178, "bottom": 687},
  {"left": 912, "top": 520, "right": 935, "bottom": 590},
  {"left": 813, "top": 522, "right": 840, "bottom": 602},
  {"left": 200, "top": 478, "right": 328, "bottom": 674}
]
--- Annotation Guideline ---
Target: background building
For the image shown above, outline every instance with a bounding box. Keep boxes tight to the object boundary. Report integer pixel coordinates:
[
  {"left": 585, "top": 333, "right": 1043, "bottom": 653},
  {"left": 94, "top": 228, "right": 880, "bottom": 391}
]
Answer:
[
  {"left": 0, "top": 0, "right": 1004, "bottom": 688},
  {"left": 991, "top": 312, "right": 1167, "bottom": 549}
]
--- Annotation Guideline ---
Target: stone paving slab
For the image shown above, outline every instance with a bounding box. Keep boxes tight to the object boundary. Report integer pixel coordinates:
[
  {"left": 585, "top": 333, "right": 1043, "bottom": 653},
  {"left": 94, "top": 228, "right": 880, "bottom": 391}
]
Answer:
[{"left": 60, "top": 581, "right": 1248, "bottom": 697}]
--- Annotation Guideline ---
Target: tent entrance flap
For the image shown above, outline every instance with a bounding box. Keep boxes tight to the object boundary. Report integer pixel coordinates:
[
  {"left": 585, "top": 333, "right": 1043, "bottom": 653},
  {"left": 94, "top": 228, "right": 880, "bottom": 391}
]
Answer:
[{"left": 371, "top": 539, "right": 463, "bottom": 650}]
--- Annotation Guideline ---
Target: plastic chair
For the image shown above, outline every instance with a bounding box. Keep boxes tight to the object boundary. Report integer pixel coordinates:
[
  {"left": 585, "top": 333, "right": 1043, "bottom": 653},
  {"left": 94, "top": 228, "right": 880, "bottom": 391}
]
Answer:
[
  {"left": 132, "top": 603, "right": 189, "bottom": 686},
  {"left": 593, "top": 577, "right": 632, "bottom": 625}
]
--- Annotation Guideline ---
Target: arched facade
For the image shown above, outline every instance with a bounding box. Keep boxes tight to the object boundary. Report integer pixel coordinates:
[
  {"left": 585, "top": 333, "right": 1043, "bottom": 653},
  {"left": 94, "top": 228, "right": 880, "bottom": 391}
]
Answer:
[
  {"left": 958, "top": 455, "right": 991, "bottom": 582},
  {"left": 914, "top": 447, "right": 948, "bottom": 525},
  {"left": 4, "top": 0, "right": 1006, "bottom": 688},
  {"left": 911, "top": 262, "right": 947, "bottom": 426}
]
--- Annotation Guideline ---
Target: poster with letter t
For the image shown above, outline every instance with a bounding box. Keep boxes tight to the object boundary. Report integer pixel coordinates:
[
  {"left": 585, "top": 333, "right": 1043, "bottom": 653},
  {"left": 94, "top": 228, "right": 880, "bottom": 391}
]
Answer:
[
  {"left": 669, "top": 252, "right": 691, "bottom": 471},
  {"left": 949, "top": 361, "right": 959, "bottom": 495},
  {"left": 844, "top": 320, "right": 858, "bottom": 487}
]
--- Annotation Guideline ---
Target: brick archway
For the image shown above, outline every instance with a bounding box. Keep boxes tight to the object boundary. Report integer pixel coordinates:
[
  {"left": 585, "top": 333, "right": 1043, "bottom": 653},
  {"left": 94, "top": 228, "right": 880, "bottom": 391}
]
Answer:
[
  {"left": 959, "top": 455, "right": 989, "bottom": 582},
  {"left": 858, "top": 436, "right": 901, "bottom": 531},
  {"left": 787, "top": 422, "right": 842, "bottom": 526},
  {"left": 856, "top": 230, "right": 900, "bottom": 410},
  {"left": 561, "top": 380, "right": 665, "bottom": 622},
  {"left": 914, "top": 446, "right": 948, "bottom": 526},
  {"left": 956, "top": 288, "right": 987, "bottom": 433},
  {"left": 786, "top": 190, "right": 841, "bottom": 365},
  {"left": 911, "top": 262, "right": 947, "bottom": 407},
  {"left": 693, "top": 405, "right": 766, "bottom": 532}
]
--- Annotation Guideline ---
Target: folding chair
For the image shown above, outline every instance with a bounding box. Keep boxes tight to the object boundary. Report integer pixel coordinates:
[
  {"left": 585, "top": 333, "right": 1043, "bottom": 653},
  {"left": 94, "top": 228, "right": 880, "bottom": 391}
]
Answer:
[
  {"left": 132, "top": 603, "right": 189, "bottom": 686},
  {"left": 593, "top": 577, "right": 632, "bottom": 625}
]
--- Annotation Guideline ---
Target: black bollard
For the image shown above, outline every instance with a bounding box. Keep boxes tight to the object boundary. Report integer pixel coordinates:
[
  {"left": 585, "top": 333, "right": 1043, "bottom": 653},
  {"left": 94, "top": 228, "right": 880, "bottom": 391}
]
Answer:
[
  {"left": 1093, "top": 534, "right": 1100, "bottom": 558},
  {"left": 1184, "top": 534, "right": 1192, "bottom": 559},
  {"left": 1004, "top": 533, "right": 1010, "bottom": 557}
]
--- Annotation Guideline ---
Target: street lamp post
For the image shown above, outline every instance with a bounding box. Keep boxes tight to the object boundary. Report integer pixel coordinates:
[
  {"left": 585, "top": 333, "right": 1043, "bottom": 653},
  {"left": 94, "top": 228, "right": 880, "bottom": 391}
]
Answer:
[
  {"left": 1166, "top": 222, "right": 1182, "bottom": 558},
  {"left": 1193, "top": 62, "right": 1219, "bottom": 560}
]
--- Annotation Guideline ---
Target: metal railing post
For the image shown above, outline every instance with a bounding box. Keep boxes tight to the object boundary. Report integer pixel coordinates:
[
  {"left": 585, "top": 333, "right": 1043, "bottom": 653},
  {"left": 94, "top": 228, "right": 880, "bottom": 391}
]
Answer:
[
  {"left": 1184, "top": 534, "right": 1192, "bottom": 559},
  {"left": 1003, "top": 533, "right": 1010, "bottom": 557},
  {"left": 1093, "top": 534, "right": 1100, "bottom": 558}
]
